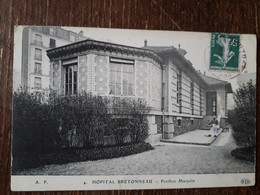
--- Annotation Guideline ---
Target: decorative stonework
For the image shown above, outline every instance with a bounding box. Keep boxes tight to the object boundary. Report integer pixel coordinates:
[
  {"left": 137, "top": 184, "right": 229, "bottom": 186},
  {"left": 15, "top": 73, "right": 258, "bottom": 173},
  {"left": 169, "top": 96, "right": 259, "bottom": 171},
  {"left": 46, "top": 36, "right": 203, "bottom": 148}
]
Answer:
[
  {"left": 95, "top": 55, "right": 108, "bottom": 95},
  {"left": 150, "top": 63, "right": 161, "bottom": 110},
  {"left": 136, "top": 61, "right": 148, "bottom": 97},
  {"left": 52, "top": 61, "right": 60, "bottom": 91},
  {"left": 86, "top": 54, "right": 96, "bottom": 93},
  {"left": 78, "top": 55, "right": 88, "bottom": 91},
  {"left": 173, "top": 117, "right": 201, "bottom": 136}
]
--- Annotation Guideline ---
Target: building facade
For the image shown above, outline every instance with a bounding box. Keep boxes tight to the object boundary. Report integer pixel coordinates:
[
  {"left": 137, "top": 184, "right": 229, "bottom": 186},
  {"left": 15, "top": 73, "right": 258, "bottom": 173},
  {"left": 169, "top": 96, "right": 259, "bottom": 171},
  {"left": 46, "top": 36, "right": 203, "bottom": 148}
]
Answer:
[
  {"left": 47, "top": 39, "right": 232, "bottom": 142},
  {"left": 17, "top": 26, "right": 86, "bottom": 92}
]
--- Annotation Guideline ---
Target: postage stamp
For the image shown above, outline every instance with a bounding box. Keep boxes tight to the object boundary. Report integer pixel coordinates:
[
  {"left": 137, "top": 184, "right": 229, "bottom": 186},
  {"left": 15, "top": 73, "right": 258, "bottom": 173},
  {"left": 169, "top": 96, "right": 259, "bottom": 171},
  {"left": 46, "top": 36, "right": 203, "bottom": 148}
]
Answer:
[{"left": 210, "top": 33, "right": 240, "bottom": 72}]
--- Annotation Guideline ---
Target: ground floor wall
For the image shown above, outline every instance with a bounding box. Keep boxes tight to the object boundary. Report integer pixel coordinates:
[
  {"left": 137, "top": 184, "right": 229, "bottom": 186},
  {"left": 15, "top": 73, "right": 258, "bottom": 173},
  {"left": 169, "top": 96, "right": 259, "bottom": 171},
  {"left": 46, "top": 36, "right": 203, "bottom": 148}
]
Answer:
[{"left": 147, "top": 114, "right": 202, "bottom": 142}]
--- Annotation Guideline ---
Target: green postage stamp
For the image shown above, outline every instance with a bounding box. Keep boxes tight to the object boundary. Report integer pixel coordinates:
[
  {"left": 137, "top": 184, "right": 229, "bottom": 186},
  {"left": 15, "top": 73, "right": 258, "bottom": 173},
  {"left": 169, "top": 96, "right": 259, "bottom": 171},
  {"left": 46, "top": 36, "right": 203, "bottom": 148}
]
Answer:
[{"left": 210, "top": 33, "right": 240, "bottom": 71}]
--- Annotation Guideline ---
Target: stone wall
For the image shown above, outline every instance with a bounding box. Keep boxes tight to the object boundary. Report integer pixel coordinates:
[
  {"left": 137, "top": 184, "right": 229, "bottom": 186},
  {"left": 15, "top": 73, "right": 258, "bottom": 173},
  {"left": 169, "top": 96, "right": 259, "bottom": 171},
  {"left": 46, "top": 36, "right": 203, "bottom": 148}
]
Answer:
[{"left": 172, "top": 117, "right": 201, "bottom": 136}]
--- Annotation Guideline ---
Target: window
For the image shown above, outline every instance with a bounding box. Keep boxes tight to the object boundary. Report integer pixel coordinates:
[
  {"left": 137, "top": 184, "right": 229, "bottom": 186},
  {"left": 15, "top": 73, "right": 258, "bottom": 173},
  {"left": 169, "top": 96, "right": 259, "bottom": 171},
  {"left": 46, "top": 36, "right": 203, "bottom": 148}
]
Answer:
[
  {"left": 49, "top": 27, "right": 56, "bottom": 36},
  {"left": 225, "top": 93, "right": 227, "bottom": 116},
  {"left": 191, "top": 119, "right": 194, "bottom": 125},
  {"left": 34, "top": 48, "right": 42, "bottom": 61},
  {"left": 65, "top": 64, "right": 77, "bottom": 95},
  {"left": 34, "top": 34, "right": 42, "bottom": 45},
  {"left": 177, "top": 70, "right": 182, "bottom": 113},
  {"left": 34, "top": 62, "right": 42, "bottom": 74},
  {"left": 109, "top": 58, "right": 134, "bottom": 96},
  {"left": 34, "top": 77, "right": 42, "bottom": 89},
  {"left": 50, "top": 38, "right": 56, "bottom": 48},
  {"left": 199, "top": 87, "right": 203, "bottom": 116},
  {"left": 212, "top": 97, "right": 216, "bottom": 115},
  {"left": 190, "top": 82, "right": 194, "bottom": 115},
  {"left": 177, "top": 119, "right": 182, "bottom": 126},
  {"left": 176, "top": 81, "right": 179, "bottom": 103},
  {"left": 69, "top": 33, "right": 76, "bottom": 41}
]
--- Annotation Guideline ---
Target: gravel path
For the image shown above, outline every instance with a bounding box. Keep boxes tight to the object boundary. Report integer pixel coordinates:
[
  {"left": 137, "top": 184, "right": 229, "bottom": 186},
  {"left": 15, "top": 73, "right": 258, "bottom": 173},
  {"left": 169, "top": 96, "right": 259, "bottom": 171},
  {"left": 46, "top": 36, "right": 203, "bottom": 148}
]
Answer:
[{"left": 17, "top": 131, "right": 255, "bottom": 175}]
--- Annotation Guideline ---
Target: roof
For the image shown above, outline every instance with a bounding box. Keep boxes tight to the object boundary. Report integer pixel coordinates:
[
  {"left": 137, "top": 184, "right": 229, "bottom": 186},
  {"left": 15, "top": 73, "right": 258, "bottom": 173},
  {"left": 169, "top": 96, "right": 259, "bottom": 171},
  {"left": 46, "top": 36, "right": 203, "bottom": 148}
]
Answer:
[
  {"left": 200, "top": 74, "right": 233, "bottom": 93},
  {"left": 143, "top": 45, "right": 209, "bottom": 88},
  {"left": 200, "top": 74, "right": 229, "bottom": 85},
  {"left": 47, "top": 39, "right": 232, "bottom": 92},
  {"left": 47, "top": 39, "right": 164, "bottom": 66}
]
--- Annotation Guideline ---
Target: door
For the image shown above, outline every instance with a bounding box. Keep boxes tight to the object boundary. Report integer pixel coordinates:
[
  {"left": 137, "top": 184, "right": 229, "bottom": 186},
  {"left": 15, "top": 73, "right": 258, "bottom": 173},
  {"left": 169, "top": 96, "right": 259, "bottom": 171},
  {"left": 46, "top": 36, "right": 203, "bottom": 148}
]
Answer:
[{"left": 206, "top": 92, "right": 217, "bottom": 116}]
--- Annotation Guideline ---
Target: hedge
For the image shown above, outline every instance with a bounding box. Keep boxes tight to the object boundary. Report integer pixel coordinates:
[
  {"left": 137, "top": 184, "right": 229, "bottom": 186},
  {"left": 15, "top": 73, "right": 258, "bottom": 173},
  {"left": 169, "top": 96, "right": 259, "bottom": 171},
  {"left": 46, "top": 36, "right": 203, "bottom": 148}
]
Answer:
[
  {"left": 13, "top": 142, "right": 154, "bottom": 174},
  {"left": 12, "top": 88, "right": 151, "bottom": 171}
]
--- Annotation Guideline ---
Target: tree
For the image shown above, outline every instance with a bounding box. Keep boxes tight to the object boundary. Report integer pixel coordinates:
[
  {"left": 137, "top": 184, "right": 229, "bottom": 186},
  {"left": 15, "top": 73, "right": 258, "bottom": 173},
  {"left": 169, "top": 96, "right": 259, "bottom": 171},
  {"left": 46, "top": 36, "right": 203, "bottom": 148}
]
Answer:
[{"left": 230, "top": 79, "right": 256, "bottom": 147}]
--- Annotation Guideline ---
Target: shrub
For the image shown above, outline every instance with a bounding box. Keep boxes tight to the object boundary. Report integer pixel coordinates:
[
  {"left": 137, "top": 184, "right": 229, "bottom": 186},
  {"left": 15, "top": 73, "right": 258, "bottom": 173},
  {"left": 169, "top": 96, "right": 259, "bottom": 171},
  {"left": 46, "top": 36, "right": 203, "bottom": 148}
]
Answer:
[
  {"left": 12, "top": 88, "right": 61, "bottom": 171},
  {"left": 13, "top": 142, "right": 154, "bottom": 174},
  {"left": 229, "top": 80, "right": 256, "bottom": 148},
  {"left": 108, "top": 98, "right": 150, "bottom": 144},
  {"left": 12, "top": 89, "right": 151, "bottom": 171}
]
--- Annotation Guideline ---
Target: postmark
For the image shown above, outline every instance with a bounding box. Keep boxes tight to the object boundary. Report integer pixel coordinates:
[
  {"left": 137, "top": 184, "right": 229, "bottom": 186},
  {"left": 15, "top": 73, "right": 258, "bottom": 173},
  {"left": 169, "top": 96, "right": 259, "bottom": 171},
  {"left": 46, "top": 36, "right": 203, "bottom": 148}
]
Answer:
[{"left": 204, "top": 33, "right": 247, "bottom": 80}]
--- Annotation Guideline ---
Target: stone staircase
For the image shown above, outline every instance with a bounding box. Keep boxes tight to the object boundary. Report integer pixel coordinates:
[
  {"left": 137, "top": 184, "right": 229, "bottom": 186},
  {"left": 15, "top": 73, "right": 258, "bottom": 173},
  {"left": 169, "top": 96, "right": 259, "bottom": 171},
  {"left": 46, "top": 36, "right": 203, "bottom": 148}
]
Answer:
[{"left": 200, "top": 115, "right": 215, "bottom": 130}]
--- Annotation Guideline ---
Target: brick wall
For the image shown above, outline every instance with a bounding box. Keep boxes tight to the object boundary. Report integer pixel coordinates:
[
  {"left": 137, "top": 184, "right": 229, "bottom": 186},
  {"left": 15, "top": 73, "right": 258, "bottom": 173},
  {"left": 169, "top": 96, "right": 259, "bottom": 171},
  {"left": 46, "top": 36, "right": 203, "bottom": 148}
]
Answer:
[{"left": 173, "top": 117, "right": 201, "bottom": 136}]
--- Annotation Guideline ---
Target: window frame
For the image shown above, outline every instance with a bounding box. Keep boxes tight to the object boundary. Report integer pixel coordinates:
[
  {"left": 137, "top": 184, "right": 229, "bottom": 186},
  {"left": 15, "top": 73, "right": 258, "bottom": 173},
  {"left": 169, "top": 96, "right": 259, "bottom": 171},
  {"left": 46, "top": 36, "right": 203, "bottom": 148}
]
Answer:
[
  {"left": 109, "top": 57, "right": 135, "bottom": 97},
  {"left": 34, "top": 34, "right": 42, "bottom": 46},
  {"left": 49, "top": 38, "right": 56, "bottom": 48},
  {"left": 34, "top": 48, "right": 42, "bottom": 61},
  {"left": 64, "top": 63, "right": 78, "bottom": 95},
  {"left": 177, "top": 70, "right": 182, "bottom": 113},
  {"left": 34, "top": 62, "right": 42, "bottom": 74},
  {"left": 49, "top": 27, "right": 56, "bottom": 36},
  {"left": 34, "top": 77, "right": 42, "bottom": 89},
  {"left": 190, "top": 81, "right": 194, "bottom": 115}
]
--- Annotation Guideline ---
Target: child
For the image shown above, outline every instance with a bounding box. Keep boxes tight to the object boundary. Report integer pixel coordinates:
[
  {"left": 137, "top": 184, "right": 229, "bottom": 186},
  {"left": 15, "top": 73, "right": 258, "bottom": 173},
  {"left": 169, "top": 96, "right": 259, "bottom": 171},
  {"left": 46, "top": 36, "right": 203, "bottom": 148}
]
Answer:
[{"left": 208, "top": 116, "right": 219, "bottom": 137}]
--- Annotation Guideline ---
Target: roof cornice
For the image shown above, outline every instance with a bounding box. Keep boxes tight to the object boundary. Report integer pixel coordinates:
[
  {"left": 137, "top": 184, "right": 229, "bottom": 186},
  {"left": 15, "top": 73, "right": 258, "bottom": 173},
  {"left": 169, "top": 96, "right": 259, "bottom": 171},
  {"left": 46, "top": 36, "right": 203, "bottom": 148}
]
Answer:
[{"left": 47, "top": 39, "right": 164, "bottom": 66}]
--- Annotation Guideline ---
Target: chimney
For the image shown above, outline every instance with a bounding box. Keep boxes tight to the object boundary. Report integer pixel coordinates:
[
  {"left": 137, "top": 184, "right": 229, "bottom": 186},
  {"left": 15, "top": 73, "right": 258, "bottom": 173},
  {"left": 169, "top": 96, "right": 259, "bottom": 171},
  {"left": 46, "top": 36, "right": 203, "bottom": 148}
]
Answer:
[
  {"left": 144, "top": 39, "right": 147, "bottom": 46},
  {"left": 176, "top": 44, "right": 187, "bottom": 57}
]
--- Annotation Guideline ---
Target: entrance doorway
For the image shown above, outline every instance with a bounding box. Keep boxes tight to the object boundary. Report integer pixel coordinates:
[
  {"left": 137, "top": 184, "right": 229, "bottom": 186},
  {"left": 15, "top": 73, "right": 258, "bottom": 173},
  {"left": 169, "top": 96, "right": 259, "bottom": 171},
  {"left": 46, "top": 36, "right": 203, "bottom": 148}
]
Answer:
[{"left": 206, "top": 92, "right": 217, "bottom": 116}]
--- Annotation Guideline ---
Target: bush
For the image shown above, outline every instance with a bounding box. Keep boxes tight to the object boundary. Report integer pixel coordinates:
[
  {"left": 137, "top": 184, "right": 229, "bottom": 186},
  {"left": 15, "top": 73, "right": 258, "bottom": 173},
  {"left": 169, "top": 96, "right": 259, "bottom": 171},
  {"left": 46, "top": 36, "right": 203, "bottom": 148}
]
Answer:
[
  {"left": 231, "top": 147, "right": 255, "bottom": 162},
  {"left": 229, "top": 80, "right": 256, "bottom": 148},
  {"left": 12, "top": 89, "right": 151, "bottom": 171},
  {"left": 13, "top": 142, "right": 154, "bottom": 173},
  {"left": 12, "top": 88, "right": 61, "bottom": 167}
]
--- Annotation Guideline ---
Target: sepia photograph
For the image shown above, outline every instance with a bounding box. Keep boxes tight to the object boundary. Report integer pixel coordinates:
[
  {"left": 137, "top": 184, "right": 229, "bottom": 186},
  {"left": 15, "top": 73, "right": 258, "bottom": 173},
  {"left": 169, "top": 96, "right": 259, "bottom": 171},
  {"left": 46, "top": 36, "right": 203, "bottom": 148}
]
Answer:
[{"left": 11, "top": 26, "right": 256, "bottom": 190}]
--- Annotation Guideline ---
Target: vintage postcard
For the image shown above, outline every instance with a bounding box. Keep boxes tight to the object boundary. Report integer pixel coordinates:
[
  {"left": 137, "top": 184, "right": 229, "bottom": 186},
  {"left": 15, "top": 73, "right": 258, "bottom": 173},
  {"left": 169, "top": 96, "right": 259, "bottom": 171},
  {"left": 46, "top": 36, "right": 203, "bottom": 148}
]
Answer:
[{"left": 11, "top": 26, "right": 256, "bottom": 191}]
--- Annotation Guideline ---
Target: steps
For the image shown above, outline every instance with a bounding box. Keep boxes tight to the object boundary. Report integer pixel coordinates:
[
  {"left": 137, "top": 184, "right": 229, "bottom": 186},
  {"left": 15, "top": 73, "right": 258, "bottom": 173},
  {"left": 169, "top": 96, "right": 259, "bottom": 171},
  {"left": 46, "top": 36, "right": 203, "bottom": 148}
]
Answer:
[{"left": 200, "top": 115, "right": 215, "bottom": 130}]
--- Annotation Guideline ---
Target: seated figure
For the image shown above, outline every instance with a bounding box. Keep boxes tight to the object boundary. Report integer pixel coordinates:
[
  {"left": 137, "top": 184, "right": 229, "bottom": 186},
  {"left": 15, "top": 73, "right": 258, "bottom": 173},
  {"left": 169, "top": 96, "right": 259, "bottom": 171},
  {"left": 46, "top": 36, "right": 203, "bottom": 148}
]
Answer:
[{"left": 208, "top": 116, "right": 219, "bottom": 137}]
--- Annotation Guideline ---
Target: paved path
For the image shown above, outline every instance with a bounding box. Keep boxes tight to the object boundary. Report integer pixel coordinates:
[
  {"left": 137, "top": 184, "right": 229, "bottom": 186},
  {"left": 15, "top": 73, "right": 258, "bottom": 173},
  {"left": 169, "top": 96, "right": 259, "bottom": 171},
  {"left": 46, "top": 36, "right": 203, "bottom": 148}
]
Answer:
[
  {"left": 161, "top": 129, "right": 222, "bottom": 145},
  {"left": 17, "top": 130, "right": 254, "bottom": 175}
]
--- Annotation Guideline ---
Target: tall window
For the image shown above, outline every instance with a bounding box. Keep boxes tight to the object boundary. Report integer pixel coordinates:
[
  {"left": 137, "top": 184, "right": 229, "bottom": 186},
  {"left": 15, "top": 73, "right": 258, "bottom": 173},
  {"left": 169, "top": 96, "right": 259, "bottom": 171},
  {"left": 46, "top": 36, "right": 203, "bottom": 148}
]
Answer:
[
  {"left": 50, "top": 38, "right": 56, "bottom": 48},
  {"left": 34, "top": 34, "right": 42, "bottom": 45},
  {"left": 49, "top": 27, "right": 56, "bottom": 36},
  {"left": 212, "top": 97, "right": 216, "bottom": 115},
  {"left": 177, "top": 70, "right": 182, "bottom": 113},
  {"left": 35, "top": 48, "right": 42, "bottom": 61},
  {"left": 225, "top": 93, "right": 227, "bottom": 116},
  {"left": 190, "top": 82, "right": 194, "bottom": 115},
  {"left": 34, "top": 77, "right": 42, "bottom": 89},
  {"left": 65, "top": 64, "right": 77, "bottom": 95},
  {"left": 34, "top": 62, "right": 42, "bottom": 74},
  {"left": 199, "top": 87, "right": 203, "bottom": 116},
  {"left": 109, "top": 58, "right": 134, "bottom": 96}
]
